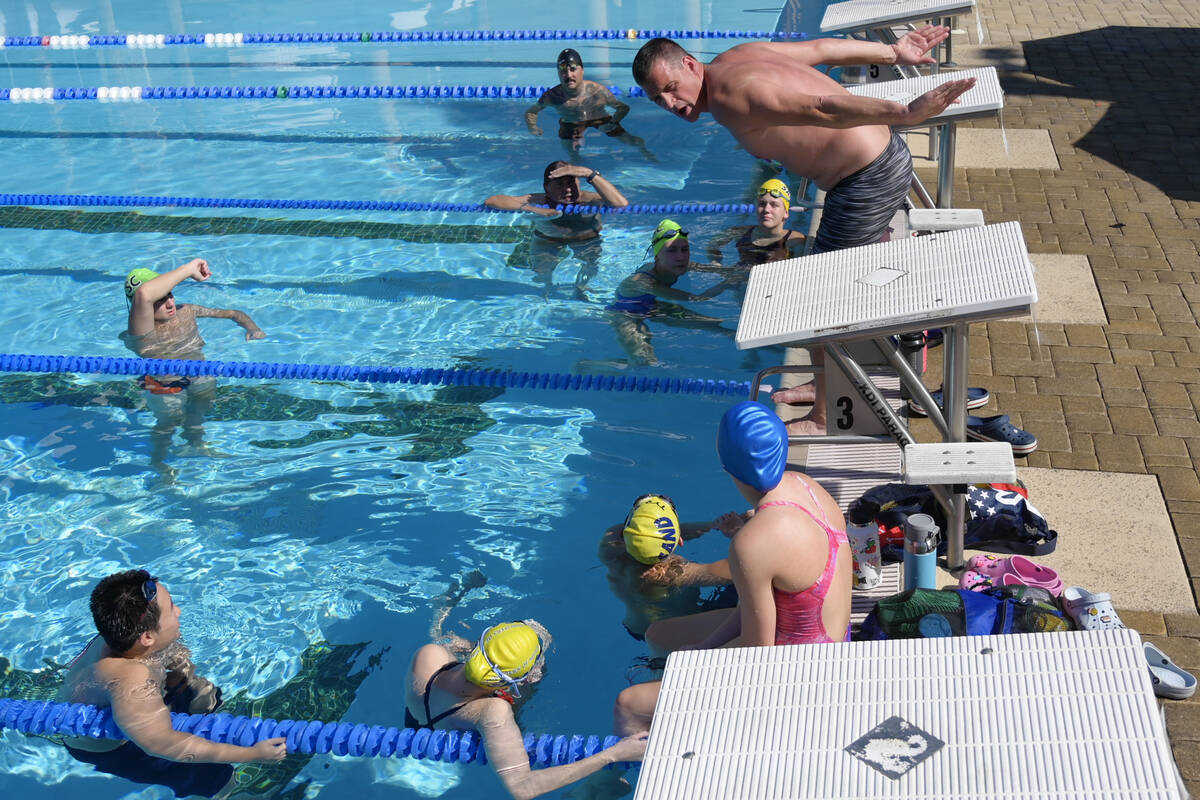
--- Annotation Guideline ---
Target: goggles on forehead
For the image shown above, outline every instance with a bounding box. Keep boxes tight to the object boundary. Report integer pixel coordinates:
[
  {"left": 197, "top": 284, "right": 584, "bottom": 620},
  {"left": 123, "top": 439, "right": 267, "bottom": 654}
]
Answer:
[
  {"left": 477, "top": 630, "right": 542, "bottom": 699},
  {"left": 651, "top": 228, "right": 688, "bottom": 246},
  {"left": 757, "top": 186, "right": 790, "bottom": 201}
]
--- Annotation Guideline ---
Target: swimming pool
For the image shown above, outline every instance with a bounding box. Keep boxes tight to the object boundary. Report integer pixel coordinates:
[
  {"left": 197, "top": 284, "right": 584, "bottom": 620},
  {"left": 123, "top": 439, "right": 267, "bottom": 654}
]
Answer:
[{"left": 0, "top": 1, "right": 827, "bottom": 797}]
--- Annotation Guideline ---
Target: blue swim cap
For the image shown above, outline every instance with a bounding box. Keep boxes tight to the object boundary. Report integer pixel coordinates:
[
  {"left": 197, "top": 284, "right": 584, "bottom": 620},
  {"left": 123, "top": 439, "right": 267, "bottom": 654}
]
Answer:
[{"left": 717, "top": 401, "right": 787, "bottom": 492}]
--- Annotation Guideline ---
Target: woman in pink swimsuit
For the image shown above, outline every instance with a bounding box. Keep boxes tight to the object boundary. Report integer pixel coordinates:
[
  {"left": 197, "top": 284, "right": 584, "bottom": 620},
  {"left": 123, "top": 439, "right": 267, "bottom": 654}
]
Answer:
[{"left": 615, "top": 401, "right": 852, "bottom": 734}]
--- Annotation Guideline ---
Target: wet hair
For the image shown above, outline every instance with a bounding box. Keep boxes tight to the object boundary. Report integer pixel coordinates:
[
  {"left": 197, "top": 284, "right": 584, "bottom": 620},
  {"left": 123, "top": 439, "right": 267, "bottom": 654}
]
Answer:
[
  {"left": 542, "top": 160, "right": 572, "bottom": 187},
  {"left": 633, "top": 38, "right": 691, "bottom": 86},
  {"left": 90, "top": 569, "right": 160, "bottom": 653}
]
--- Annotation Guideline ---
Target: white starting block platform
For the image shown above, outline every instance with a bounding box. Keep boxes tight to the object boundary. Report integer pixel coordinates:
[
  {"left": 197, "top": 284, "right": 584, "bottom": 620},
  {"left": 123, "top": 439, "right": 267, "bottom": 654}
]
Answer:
[
  {"left": 736, "top": 221, "right": 1035, "bottom": 349},
  {"left": 846, "top": 66, "right": 1002, "bottom": 127},
  {"left": 821, "top": 0, "right": 976, "bottom": 34},
  {"left": 635, "top": 628, "right": 1183, "bottom": 800}
]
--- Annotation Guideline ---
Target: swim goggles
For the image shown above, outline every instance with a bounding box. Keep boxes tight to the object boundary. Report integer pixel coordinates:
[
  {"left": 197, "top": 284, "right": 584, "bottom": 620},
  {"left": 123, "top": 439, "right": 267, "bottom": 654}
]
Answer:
[
  {"left": 650, "top": 228, "right": 688, "bottom": 247},
  {"left": 477, "top": 628, "right": 543, "bottom": 699},
  {"left": 138, "top": 576, "right": 159, "bottom": 621},
  {"left": 757, "top": 186, "right": 790, "bottom": 200}
]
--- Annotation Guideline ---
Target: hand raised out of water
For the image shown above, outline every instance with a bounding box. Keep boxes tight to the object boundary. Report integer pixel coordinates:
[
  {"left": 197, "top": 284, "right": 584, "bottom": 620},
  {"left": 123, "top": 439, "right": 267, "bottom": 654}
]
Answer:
[
  {"left": 892, "top": 25, "right": 950, "bottom": 65},
  {"left": 904, "top": 78, "right": 976, "bottom": 125},
  {"left": 713, "top": 511, "right": 747, "bottom": 537},
  {"left": 185, "top": 258, "right": 211, "bottom": 281}
]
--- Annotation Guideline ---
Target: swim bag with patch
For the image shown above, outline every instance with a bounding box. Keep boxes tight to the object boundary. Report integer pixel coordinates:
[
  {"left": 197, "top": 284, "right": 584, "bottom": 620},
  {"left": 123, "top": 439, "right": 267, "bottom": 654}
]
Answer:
[{"left": 856, "top": 587, "right": 1070, "bottom": 640}]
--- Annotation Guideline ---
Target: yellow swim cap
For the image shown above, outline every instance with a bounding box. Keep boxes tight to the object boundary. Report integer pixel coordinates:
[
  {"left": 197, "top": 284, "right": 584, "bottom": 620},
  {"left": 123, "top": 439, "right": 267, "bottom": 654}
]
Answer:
[
  {"left": 650, "top": 219, "right": 688, "bottom": 257},
  {"left": 622, "top": 494, "right": 681, "bottom": 565},
  {"left": 757, "top": 178, "right": 791, "bottom": 213},
  {"left": 463, "top": 622, "right": 543, "bottom": 696}
]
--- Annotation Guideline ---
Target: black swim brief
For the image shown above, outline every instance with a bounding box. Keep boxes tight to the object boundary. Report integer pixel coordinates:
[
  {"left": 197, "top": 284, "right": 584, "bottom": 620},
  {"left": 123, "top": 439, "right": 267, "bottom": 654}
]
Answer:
[
  {"left": 65, "top": 743, "right": 234, "bottom": 798},
  {"left": 812, "top": 133, "right": 913, "bottom": 254},
  {"left": 559, "top": 116, "right": 626, "bottom": 140}
]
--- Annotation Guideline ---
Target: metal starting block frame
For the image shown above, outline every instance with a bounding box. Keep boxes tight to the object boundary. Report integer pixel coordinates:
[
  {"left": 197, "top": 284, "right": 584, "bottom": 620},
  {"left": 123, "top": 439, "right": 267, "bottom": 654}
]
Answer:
[{"left": 739, "top": 221, "right": 1036, "bottom": 567}]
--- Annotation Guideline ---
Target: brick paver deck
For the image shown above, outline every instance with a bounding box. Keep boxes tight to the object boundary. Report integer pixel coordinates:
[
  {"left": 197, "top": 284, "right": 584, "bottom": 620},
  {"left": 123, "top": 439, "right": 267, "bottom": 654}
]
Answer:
[{"left": 929, "top": 0, "right": 1200, "bottom": 788}]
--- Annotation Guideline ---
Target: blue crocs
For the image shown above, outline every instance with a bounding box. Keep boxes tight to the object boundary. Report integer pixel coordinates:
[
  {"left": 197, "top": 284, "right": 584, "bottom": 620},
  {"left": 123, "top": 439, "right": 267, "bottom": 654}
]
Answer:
[
  {"left": 907, "top": 386, "right": 990, "bottom": 417},
  {"left": 966, "top": 414, "right": 1037, "bottom": 455}
]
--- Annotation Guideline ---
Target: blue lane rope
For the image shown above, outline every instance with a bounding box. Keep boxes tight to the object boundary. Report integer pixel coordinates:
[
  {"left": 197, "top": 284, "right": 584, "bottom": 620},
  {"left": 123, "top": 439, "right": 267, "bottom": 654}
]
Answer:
[
  {"left": 0, "top": 697, "right": 622, "bottom": 766},
  {"left": 0, "top": 354, "right": 755, "bottom": 398},
  {"left": 7, "top": 29, "right": 808, "bottom": 49},
  {"left": 0, "top": 193, "right": 767, "bottom": 216},
  {"left": 3, "top": 84, "right": 659, "bottom": 102}
]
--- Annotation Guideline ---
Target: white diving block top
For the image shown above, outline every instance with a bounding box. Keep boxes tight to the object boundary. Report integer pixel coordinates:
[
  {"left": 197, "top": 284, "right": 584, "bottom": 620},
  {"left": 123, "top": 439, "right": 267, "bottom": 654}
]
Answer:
[
  {"left": 821, "top": 0, "right": 976, "bottom": 34},
  {"left": 634, "top": 629, "right": 1182, "bottom": 800},
  {"left": 735, "top": 220, "right": 1036, "bottom": 349},
  {"left": 902, "top": 442, "right": 1016, "bottom": 484},
  {"left": 846, "top": 66, "right": 1002, "bottom": 126}
]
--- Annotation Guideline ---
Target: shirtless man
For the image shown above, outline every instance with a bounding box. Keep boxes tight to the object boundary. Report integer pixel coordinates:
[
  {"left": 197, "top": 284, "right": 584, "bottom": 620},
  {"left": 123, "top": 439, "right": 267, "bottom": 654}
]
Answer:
[
  {"left": 525, "top": 48, "right": 652, "bottom": 158},
  {"left": 632, "top": 28, "right": 974, "bottom": 432},
  {"left": 485, "top": 160, "right": 628, "bottom": 296},
  {"left": 59, "top": 570, "right": 286, "bottom": 797},
  {"left": 122, "top": 259, "right": 265, "bottom": 474}
]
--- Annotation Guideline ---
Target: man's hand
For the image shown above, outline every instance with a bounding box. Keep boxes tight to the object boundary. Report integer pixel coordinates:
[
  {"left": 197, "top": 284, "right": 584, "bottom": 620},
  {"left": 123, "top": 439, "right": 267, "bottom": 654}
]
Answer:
[
  {"left": 528, "top": 124, "right": 543, "bottom": 136},
  {"left": 904, "top": 77, "right": 975, "bottom": 124},
  {"left": 546, "top": 164, "right": 588, "bottom": 181},
  {"left": 606, "top": 732, "right": 649, "bottom": 763},
  {"left": 892, "top": 25, "right": 950, "bottom": 66},
  {"left": 185, "top": 259, "right": 211, "bottom": 281},
  {"left": 245, "top": 327, "right": 266, "bottom": 341},
  {"left": 248, "top": 737, "right": 287, "bottom": 763}
]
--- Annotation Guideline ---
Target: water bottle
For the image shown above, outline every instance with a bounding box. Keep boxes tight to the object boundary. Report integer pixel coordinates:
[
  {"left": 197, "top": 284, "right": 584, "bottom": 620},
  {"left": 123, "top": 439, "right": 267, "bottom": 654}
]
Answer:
[
  {"left": 903, "top": 513, "right": 940, "bottom": 592},
  {"left": 896, "top": 331, "right": 926, "bottom": 399},
  {"left": 845, "top": 499, "right": 882, "bottom": 590}
]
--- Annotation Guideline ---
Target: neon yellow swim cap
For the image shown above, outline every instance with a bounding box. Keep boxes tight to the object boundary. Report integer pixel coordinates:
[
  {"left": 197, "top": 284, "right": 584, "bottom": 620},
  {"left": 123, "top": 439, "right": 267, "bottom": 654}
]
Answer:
[
  {"left": 463, "top": 622, "right": 543, "bottom": 695},
  {"left": 622, "top": 494, "right": 681, "bottom": 564},
  {"left": 124, "top": 268, "right": 159, "bottom": 299},
  {"left": 650, "top": 219, "right": 687, "bottom": 257},
  {"left": 757, "top": 178, "right": 791, "bottom": 213}
]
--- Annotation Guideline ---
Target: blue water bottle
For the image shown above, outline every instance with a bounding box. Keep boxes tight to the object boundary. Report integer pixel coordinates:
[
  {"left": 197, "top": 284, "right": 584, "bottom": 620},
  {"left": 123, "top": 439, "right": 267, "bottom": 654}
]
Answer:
[{"left": 903, "top": 513, "right": 940, "bottom": 592}]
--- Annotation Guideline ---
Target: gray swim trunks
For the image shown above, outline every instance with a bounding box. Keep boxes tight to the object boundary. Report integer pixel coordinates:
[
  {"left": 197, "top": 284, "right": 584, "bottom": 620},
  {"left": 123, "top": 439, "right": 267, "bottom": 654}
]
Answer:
[{"left": 812, "top": 134, "right": 913, "bottom": 254}]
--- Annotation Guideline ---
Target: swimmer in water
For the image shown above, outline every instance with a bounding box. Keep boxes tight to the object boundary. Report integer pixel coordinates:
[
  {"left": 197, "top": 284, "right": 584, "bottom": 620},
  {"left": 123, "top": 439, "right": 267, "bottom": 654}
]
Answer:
[
  {"left": 607, "top": 219, "right": 735, "bottom": 366},
  {"left": 406, "top": 620, "right": 648, "bottom": 799},
  {"left": 58, "top": 570, "right": 286, "bottom": 798},
  {"left": 524, "top": 48, "right": 654, "bottom": 159},
  {"left": 707, "top": 178, "right": 807, "bottom": 269},
  {"left": 121, "top": 259, "right": 265, "bottom": 477},
  {"left": 598, "top": 493, "right": 747, "bottom": 642},
  {"left": 485, "top": 160, "right": 629, "bottom": 298}
]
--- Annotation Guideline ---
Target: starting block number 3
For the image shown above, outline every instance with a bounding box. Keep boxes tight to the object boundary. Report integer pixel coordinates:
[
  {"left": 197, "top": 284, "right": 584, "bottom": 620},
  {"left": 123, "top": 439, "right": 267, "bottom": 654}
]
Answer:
[{"left": 825, "top": 355, "right": 888, "bottom": 436}]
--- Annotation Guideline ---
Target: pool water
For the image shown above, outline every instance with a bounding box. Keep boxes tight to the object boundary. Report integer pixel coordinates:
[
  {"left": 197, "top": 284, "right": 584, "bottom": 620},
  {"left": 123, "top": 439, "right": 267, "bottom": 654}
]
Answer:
[{"left": 0, "top": 1, "right": 829, "bottom": 798}]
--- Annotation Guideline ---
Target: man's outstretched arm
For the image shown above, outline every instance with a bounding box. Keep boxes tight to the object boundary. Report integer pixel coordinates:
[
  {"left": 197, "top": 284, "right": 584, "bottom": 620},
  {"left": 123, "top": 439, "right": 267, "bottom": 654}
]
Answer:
[{"left": 755, "top": 25, "right": 950, "bottom": 67}]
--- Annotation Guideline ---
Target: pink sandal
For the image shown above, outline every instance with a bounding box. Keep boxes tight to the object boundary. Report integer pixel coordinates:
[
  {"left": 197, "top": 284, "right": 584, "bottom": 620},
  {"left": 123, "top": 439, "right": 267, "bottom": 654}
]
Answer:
[{"left": 959, "top": 555, "right": 1063, "bottom": 595}]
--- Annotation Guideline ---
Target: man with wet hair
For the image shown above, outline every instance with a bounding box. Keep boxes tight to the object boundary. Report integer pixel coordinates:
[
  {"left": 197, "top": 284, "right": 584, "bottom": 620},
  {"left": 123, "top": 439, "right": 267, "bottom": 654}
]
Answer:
[
  {"left": 485, "top": 160, "right": 629, "bottom": 297},
  {"left": 633, "top": 29, "right": 974, "bottom": 431},
  {"left": 525, "top": 47, "right": 652, "bottom": 157},
  {"left": 58, "top": 570, "right": 287, "bottom": 797}
]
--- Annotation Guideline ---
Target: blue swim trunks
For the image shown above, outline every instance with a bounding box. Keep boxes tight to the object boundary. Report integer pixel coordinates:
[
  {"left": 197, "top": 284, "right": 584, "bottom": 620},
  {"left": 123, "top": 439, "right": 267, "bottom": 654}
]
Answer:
[{"left": 65, "top": 743, "right": 233, "bottom": 798}]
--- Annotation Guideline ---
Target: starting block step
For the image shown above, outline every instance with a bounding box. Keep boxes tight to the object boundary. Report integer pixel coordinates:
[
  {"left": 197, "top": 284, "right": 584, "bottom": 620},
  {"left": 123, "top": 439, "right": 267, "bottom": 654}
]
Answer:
[
  {"left": 907, "top": 207, "right": 984, "bottom": 232},
  {"left": 902, "top": 442, "right": 1016, "bottom": 485}
]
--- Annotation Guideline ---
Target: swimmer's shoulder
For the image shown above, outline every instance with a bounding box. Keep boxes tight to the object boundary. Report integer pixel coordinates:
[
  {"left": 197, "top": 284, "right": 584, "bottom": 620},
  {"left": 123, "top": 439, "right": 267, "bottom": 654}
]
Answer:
[{"left": 540, "top": 85, "right": 568, "bottom": 105}]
